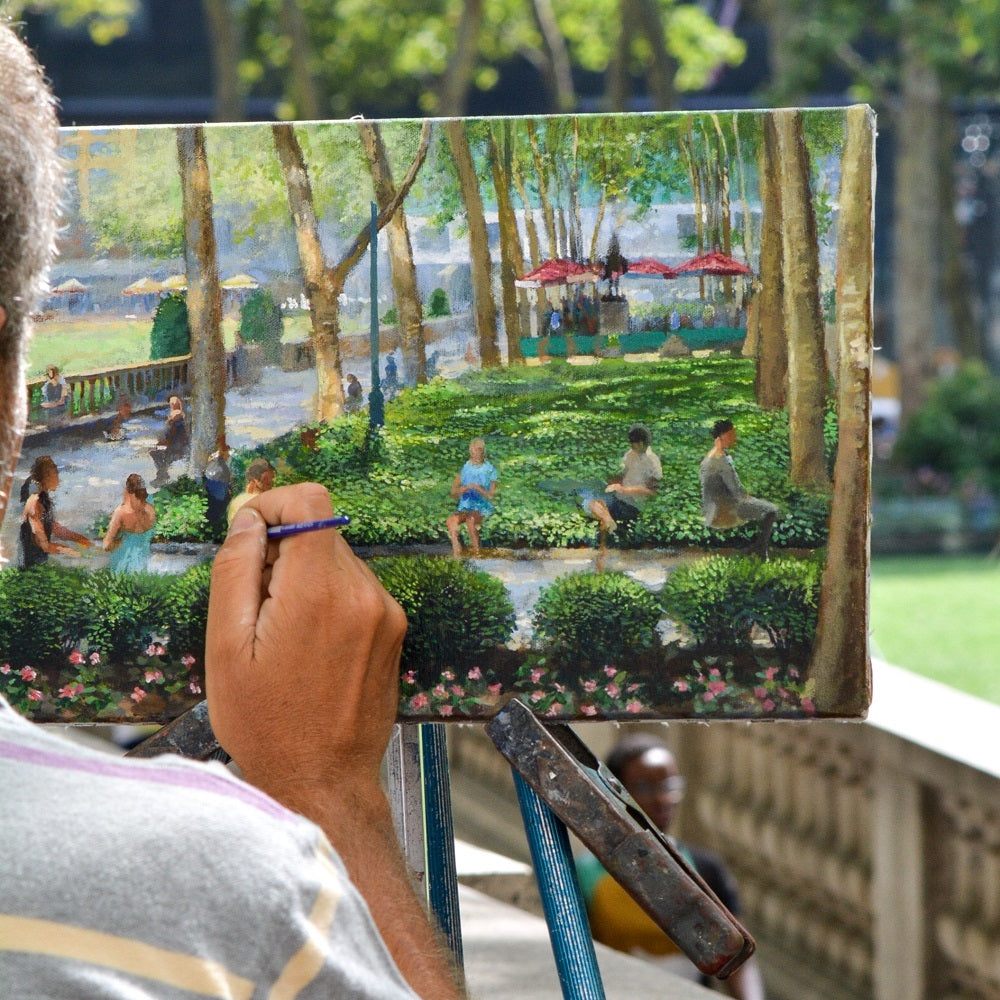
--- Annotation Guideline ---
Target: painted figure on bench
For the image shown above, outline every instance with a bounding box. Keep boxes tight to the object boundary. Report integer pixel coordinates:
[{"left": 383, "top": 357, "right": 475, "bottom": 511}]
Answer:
[
  {"left": 700, "top": 418, "right": 781, "bottom": 559},
  {"left": 582, "top": 423, "right": 662, "bottom": 542},
  {"left": 149, "top": 394, "right": 188, "bottom": 486},
  {"left": 447, "top": 436, "right": 498, "bottom": 558}
]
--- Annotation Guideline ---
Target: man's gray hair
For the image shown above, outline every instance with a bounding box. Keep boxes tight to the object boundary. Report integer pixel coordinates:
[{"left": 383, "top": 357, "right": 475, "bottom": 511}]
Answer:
[
  {"left": 0, "top": 23, "right": 62, "bottom": 537},
  {"left": 0, "top": 22, "right": 62, "bottom": 362}
]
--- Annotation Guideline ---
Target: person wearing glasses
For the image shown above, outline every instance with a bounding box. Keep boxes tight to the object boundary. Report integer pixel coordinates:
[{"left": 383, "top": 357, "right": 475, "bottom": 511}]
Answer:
[{"left": 575, "top": 732, "right": 766, "bottom": 998}]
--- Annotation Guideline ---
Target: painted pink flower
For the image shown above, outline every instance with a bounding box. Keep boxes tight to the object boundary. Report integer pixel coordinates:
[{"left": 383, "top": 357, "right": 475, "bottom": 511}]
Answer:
[
  {"left": 0, "top": 663, "right": 10, "bottom": 674},
  {"left": 432, "top": 684, "right": 447, "bottom": 698},
  {"left": 582, "top": 679, "right": 598, "bottom": 693},
  {"left": 130, "top": 687, "right": 147, "bottom": 703},
  {"left": 449, "top": 685, "right": 465, "bottom": 698},
  {"left": 708, "top": 680, "right": 727, "bottom": 696},
  {"left": 403, "top": 670, "right": 416, "bottom": 684},
  {"left": 626, "top": 700, "right": 643, "bottom": 714},
  {"left": 181, "top": 654, "right": 196, "bottom": 668},
  {"left": 762, "top": 698, "right": 776, "bottom": 712},
  {"left": 58, "top": 683, "right": 84, "bottom": 699},
  {"left": 530, "top": 667, "right": 546, "bottom": 683},
  {"left": 554, "top": 682, "right": 566, "bottom": 693},
  {"left": 439, "top": 704, "right": 454, "bottom": 717},
  {"left": 790, "top": 668, "right": 800, "bottom": 679},
  {"left": 144, "top": 669, "right": 164, "bottom": 684},
  {"left": 674, "top": 679, "right": 689, "bottom": 692},
  {"left": 20, "top": 666, "right": 37, "bottom": 682},
  {"left": 467, "top": 667, "right": 482, "bottom": 681},
  {"left": 145, "top": 643, "right": 165, "bottom": 657},
  {"left": 28, "top": 689, "right": 44, "bottom": 702},
  {"left": 702, "top": 691, "right": 715, "bottom": 703},
  {"left": 778, "top": 687, "right": 789, "bottom": 700},
  {"left": 487, "top": 683, "right": 503, "bottom": 695},
  {"left": 801, "top": 698, "right": 816, "bottom": 715},
  {"left": 442, "top": 670, "right": 455, "bottom": 682},
  {"left": 581, "top": 704, "right": 598, "bottom": 717},
  {"left": 89, "top": 651, "right": 101, "bottom": 665},
  {"left": 765, "top": 666, "right": 780, "bottom": 681},
  {"left": 410, "top": 692, "right": 430, "bottom": 710},
  {"left": 627, "top": 683, "right": 640, "bottom": 693},
  {"left": 545, "top": 704, "right": 564, "bottom": 717},
  {"left": 606, "top": 682, "right": 621, "bottom": 698},
  {"left": 709, "top": 667, "right": 721, "bottom": 678},
  {"left": 68, "top": 650, "right": 84, "bottom": 665},
  {"left": 188, "top": 679, "right": 202, "bottom": 695},
  {"left": 529, "top": 690, "right": 545, "bottom": 704},
  {"left": 604, "top": 666, "right": 617, "bottom": 678},
  {"left": 753, "top": 686, "right": 768, "bottom": 699}
]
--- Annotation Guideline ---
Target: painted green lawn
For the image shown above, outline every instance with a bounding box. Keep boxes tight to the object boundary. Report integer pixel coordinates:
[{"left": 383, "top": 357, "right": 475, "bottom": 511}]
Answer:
[
  {"left": 26, "top": 313, "right": 320, "bottom": 379},
  {"left": 870, "top": 554, "right": 1000, "bottom": 704}
]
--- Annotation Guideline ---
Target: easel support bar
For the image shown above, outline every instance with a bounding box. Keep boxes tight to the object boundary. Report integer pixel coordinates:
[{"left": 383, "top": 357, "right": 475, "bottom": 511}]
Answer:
[{"left": 513, "top": 770, "right": 607, "bottom": 1000}]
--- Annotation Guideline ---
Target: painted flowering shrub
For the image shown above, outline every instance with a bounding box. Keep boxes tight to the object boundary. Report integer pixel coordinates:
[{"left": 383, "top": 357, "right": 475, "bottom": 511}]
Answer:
[{"left": 0, "top": 643, "right": 204, "bottom": 722}]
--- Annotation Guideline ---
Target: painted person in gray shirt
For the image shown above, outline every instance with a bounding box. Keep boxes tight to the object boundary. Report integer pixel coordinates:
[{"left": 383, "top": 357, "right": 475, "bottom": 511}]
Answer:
[
  {"left": 699, "top": 419, "right": 781, "bottom": 558},
  {"left": 0, "top": 24, "right": 463, "bottom": 1000}
]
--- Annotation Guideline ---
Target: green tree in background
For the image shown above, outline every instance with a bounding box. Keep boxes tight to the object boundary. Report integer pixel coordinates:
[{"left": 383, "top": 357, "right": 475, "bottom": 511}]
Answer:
[
  {"left": 240, "top": 288, "right": 283, "bottom": 364},
  {"left": 150, "top": 293, "right": 190, "bottom": 360}
]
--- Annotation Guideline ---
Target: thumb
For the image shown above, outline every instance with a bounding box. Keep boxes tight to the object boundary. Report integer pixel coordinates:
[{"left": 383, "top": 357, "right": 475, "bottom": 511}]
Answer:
[{"left": 207, "top": 507, "right": 267, "bottom": 667}]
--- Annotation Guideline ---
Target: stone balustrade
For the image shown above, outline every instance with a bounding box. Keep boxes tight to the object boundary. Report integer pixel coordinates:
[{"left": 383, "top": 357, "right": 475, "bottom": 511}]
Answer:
[{"left": 447, "top": 658, "right": 1000, "bottom": 1000}]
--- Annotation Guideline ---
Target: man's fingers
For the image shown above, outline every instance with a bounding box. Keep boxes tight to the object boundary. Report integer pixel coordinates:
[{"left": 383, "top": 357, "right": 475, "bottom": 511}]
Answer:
[{"left": 207, "top": 506, "right": 268, "bottom": 666}]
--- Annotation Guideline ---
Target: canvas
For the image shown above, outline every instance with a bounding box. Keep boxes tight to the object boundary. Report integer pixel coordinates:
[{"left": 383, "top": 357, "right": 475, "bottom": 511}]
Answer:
[{"left": 0, "top": 106, "right": 874, "bottom": 725}]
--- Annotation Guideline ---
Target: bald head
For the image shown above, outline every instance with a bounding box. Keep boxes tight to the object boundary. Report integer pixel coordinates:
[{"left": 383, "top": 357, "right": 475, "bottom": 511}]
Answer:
[{"left": 0, "top": 23, "right": 62, "bottom": 544}]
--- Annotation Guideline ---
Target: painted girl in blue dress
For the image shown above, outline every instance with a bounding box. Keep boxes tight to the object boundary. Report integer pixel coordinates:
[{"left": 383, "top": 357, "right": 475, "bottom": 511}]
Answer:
[
  {"left": 446, "top": 437, "right": 498, "bottom": 559},
  {"left": 102, "top": 473, "right": 156, "bottom": 573}
]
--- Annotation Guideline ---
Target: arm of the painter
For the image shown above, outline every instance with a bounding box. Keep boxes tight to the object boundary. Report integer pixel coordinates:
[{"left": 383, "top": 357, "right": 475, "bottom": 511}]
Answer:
[{"left": 207, "top": 483, "right": 464, "bottom": 1000}]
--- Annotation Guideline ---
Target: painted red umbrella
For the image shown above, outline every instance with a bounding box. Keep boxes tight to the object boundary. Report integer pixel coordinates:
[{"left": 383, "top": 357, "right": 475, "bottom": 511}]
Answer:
[
  {"left": 624, "top": 257, "right": 678, "bottom": 278},
  {"left": 674, "top": 250, "right": 752, "bottom": 276},
  {"left": 515, "top": 258, "right": 601, "bottom": 288}
]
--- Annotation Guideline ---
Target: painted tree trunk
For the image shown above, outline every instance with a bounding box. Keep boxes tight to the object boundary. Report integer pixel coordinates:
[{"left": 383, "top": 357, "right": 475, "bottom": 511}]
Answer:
[
  {"left": 710, "top": 115, "right": 734, "bottom": 301},
  {"left": 272, "top": 123, "right": 347, "bottom": 420},
  {"left": 445, "top": 120, "right": 501, "bottom": 367},
  {"left": 176, "top": 126, "right": 225, "bottom": 479},
  {"left": 358, "top": 121, "right": 427, "bottom": 386},
  {"left": 527, "top": 120, "right": 558, "bottom": 258},
  {"left": 754, "top": 115, "right": 787, "bottom": 409},
  {"left": 812, "top": 104, "right": 874, "bottom": 714},
  {"left": 489, "top": 127, "right": 525, "bottom": 363},
  {"left": 774, "top": 110, "right": 828, "bottom": 489}
]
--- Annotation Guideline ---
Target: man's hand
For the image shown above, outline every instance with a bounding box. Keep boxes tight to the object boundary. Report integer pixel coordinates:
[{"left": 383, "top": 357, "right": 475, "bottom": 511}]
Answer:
[
  {"left": 206, "top": 482, "right": 406, "bottom": 800},
  {"left": 206, "top": 483, "right": 463, "bottom": 998}
]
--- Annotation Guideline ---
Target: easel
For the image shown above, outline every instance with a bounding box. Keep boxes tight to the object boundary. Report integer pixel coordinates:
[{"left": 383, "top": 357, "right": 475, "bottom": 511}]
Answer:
[{"left": 129, "top": 698, "right": 753, "bottom": 999}]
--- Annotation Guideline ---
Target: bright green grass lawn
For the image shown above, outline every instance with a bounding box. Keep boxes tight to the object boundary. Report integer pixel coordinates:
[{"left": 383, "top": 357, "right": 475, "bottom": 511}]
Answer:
[{"left": 870, "top": 554, "right": 1000, "bottom": 704}]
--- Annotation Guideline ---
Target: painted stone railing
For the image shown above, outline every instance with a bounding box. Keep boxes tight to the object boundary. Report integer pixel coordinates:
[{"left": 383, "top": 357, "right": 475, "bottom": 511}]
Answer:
[
  {"left": 26, "top": 355, "right": 191, "bottom": 426},
  {"left": 446, "top": 659, "right": 1000, "bottom": 1000}
]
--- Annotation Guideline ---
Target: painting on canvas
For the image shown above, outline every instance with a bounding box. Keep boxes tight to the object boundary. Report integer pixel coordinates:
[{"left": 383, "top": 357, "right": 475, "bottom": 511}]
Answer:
[{"left": 0, "top": 106, "right": 874, "bottom": 725}]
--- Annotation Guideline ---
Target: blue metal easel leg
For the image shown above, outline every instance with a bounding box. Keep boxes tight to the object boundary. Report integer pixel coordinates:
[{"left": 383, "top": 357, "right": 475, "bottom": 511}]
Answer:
[
  {"left": 421, "top": 723, "right": 465, "bottom": 971},
  {"left": 512, "top": 769, "right": 607, "bottom": 1000}
]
